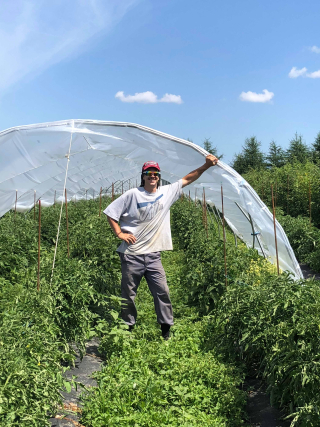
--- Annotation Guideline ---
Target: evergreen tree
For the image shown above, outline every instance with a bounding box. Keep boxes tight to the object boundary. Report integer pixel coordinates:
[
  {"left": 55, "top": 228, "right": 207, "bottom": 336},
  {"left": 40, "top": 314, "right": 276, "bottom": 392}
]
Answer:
[
  {"left": 286, "top": 133, "right": 310, "bottom": 163},
  {"left": 203, "top": 138, "right": 223, "bottom": 159},
  {"left": 231, "top": 136, "right": 265, "bottom": 175},
  {"left": 266, "top": 140, "right": 286, "bottom": 168},
  {"left": 311, "top": 132, "right": 320, "bottom": 163}
]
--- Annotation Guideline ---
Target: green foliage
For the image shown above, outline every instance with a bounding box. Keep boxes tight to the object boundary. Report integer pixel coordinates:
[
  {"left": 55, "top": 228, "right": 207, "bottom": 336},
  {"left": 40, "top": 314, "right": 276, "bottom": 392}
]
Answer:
[
  {"left": 81, "top": 318, "right": 245, "bottom": 427},
  {"left": 203, "top": 138, "right": 224, "bottom": 159},
  {"left": 171, "top": 199, "right": 320, "bottom": 425},
  {"left": 243, "top": 161, "right": 320, "bottom": 227},
  {"left": 311, "top": 132, "right": 320, "bottom": 163},
  {"left": 0, "top": 198, "right": 120, "bottom": 426},
  {"left": 286, "top": 133, "right": 311, "bottom": 164},
  {"left": 266, "top": 141, "right": 286, "bottom": 168},
  {"left": 276, "top": 213, "right": 320, "bottom": 272},
  {"left": 231, "top": 136, "right": 266, "bottom": 175}
]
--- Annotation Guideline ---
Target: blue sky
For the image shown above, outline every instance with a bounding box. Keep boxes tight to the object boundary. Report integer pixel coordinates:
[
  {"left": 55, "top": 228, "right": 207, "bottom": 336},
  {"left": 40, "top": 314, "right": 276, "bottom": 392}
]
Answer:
[{"left": 1, "top": 0, "right": 320, "bottom": 163}]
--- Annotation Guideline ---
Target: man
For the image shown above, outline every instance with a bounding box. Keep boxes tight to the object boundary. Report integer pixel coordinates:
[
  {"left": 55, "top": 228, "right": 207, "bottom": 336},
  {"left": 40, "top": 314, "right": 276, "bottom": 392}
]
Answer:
[{"left": 105, "top": 154, "right": 218, "bottom": 340}]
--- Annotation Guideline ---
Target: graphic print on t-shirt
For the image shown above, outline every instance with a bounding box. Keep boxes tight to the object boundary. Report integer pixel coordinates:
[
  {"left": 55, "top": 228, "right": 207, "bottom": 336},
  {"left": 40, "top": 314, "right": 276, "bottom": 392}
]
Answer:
[{"left": 137, "top": 194, "right": 164, "bottom": 221}]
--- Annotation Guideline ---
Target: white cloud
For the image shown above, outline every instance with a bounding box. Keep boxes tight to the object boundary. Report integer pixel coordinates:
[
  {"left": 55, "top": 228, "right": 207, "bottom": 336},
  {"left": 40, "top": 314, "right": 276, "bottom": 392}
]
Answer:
[
  {"left": 310, "top": 45, "right": 320, "bottom": 54},
  {"left": 307, "top": 70, "right": 320, "bottom": 78},
  {"left": 239, "top": 89, "right": 274, "bottom": 103},
  {"left": 288, "top": 67, "right": 307, "bottom": 78},
  {"left": 115, "top": 91, "right": 183, "bottom": 104},
  {"left": 159, "top": 93, "right": 183, "bottom": 104},
  {"left": 0, "top": 0, "right": 138, "bottom": 94}
]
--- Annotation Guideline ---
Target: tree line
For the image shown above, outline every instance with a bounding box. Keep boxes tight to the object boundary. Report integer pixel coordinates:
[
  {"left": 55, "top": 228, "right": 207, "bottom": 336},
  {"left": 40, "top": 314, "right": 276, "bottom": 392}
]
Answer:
[
  {"left": 201, "top": 132, "right": 320, "bottom": 175},
  {"left": 230, "top": 132, "right": 320, "bottom": 175}
]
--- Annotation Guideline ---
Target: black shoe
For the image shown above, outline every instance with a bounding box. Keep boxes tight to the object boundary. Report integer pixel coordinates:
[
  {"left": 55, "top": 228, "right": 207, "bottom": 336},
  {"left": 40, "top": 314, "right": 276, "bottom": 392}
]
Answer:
[{"left": 161, "top": 324, "right": 171, "bottom": 340}]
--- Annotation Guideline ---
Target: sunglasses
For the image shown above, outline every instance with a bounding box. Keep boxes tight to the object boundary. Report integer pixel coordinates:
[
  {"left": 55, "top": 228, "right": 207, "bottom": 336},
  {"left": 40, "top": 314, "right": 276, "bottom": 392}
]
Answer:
[{"left": 143, "top": 171, "right": 160, "bottom": 177}]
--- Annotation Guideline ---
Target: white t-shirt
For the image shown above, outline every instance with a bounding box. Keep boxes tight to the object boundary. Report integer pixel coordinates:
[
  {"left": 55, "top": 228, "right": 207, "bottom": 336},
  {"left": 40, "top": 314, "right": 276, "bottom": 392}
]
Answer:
[{"left": 104, "top": 180, "right": 183, "bottom": 255}]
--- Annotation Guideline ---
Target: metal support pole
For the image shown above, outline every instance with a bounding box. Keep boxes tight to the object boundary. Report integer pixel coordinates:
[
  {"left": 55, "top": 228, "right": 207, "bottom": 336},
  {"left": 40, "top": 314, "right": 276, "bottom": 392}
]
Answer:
[{"left": 234, "top": 202, "right": 266, "bottom": 258}]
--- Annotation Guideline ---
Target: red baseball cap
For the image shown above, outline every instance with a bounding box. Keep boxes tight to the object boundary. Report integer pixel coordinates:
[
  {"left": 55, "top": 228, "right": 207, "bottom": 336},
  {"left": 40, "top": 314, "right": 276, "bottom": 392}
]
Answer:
[{"left": 142, "top": 161, "right": 160, "bottom": 172}]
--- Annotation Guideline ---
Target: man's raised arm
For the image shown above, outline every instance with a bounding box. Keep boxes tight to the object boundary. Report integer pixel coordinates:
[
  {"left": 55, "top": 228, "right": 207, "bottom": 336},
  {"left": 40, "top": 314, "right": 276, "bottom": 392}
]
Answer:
[{"left": 181, "top": 154, "right": 218, "bottom": 188}]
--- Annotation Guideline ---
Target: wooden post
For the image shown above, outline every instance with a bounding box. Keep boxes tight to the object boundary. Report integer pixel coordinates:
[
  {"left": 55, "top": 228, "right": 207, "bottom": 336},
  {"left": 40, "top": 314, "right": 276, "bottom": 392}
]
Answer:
[
  {"left": 37, "top": 199, "right": 41, "bottom": 291},
  {"left": 287, "top": 175, "right": 289, "bottom": 215},
  {"left": 203, "top": 189, "right": 208, "bottom": 239},
  {"left": 271, "top": 185, "right": 280, "bottom": 275},
  {"left": 112, "top": 182, "right": 114, "bottom": 201},
  {"left": 14, "top": 190, "right": 18, "bottom": 219},
  {"left": 309, "top": 182, "right": 312, "bottom": 226},
  {"left": 65, "top": 189, "right": 70, "bottom": 258},
  {"left": 34, "top": 190, "right": 36, "bottom": 220},
  {"left": 99, "top": 186, "right": 102, "bottom": 217},
  {"left": 221, "top": 185, "right": 228, "bottom": 287}
]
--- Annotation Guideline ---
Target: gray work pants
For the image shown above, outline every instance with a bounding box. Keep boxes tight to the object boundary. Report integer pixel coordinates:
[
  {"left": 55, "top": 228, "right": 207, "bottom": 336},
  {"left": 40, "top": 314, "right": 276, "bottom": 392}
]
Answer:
[{"left": 118, "top": 252, "right": 173, "bottom": 326}]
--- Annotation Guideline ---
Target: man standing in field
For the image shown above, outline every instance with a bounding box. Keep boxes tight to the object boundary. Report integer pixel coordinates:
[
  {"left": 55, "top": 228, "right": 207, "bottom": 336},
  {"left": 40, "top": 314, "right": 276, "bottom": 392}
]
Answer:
[{"left": 105, "top": 154, "right": 218, "bottom": 340}]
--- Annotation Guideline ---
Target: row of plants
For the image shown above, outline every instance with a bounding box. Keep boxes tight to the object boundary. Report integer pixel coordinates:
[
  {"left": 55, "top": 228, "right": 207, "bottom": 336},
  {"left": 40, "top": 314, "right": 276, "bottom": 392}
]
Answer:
[
  {"left": 80, "top": 251, "right": 246, "bottom": 427},
  {"left": 276, "top": 211, "right": 320, "bottom": 272},
  {"left": 0, "top": 199, "right": 121, "bottom": 426},
  {"left": 243, "top": 161, "right": 320, "bottom": 227},
  {"left": 171, "top": 198, "right": 320, "bottom": 426}
]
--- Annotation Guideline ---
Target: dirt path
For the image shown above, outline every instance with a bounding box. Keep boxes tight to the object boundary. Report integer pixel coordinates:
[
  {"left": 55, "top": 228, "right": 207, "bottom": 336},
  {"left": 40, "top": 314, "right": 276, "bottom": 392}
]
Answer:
[{"left": 49, "top": 339, "right": 102, "bottom": 427}]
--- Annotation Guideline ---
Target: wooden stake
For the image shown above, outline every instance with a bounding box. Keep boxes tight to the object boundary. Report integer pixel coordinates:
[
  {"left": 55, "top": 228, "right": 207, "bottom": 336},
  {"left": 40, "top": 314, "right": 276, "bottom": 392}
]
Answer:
[
  {"left": 112, "top": 182, "right": 114, "bottom": 201},
  {"left": 65, "top": 189, "right": 70, "bottom": 258},
  {"left": 221, "top": 185, "right": 228, "bottom": 287},
  {"left": 203, "top": 189, "right": 208, "bottom": 239},
  {"left": 287, "top": 175, "right": 289, "bottom": 215},
  {"left": 271, "top": 185, "right": 280, "bottom": 275},
  {"left": 37, "top": 199, "right": 41, "bottom": 291},
  {"left": 99, "top": 186, "right": 102, "bottom": 217},
  {"left": 309, "top": 182, "right": 312, "bottom": 226},
  {"left": 34, "top": 190, "right": 36, "bottom": 220},
  {"left": 14, "top": 190, "right": 17, "bottom": 219}
]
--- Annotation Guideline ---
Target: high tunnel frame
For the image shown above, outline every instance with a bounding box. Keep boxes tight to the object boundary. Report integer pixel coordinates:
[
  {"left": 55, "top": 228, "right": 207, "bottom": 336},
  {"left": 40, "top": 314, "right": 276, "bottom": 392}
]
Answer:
[{"left": 0, "top": 119, "right": 303, "bottom": 279}]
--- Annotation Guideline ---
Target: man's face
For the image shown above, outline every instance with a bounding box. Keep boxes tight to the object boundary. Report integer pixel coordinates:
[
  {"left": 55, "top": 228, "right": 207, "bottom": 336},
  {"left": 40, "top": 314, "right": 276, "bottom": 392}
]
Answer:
[{"left": 143, "top": 167, "right": 160, "bottom": 187}]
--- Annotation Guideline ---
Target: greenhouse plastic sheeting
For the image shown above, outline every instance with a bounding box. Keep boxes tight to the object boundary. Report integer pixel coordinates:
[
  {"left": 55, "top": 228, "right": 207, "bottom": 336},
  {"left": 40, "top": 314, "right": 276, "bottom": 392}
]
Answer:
[{"left": 0, "top": 119, "right": 303, "bottom": 279}]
